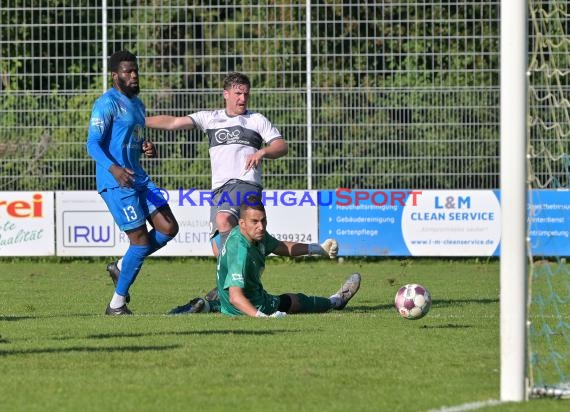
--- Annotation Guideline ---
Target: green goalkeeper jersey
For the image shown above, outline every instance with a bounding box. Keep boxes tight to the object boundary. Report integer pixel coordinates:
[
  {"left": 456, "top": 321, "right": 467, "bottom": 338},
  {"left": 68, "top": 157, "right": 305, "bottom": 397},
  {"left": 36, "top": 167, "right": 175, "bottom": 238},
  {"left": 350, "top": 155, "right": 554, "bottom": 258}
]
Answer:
[{"left": 216, "top": 226, "right": 280, "bottom": 315}]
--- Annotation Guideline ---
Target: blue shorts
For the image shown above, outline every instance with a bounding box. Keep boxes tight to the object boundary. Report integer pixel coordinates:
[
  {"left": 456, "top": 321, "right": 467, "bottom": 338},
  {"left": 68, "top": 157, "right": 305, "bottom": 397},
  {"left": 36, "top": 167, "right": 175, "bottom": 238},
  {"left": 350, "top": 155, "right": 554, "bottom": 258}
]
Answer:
[{"left": 100, "top": 181, "right": 167, "bottom": 232}]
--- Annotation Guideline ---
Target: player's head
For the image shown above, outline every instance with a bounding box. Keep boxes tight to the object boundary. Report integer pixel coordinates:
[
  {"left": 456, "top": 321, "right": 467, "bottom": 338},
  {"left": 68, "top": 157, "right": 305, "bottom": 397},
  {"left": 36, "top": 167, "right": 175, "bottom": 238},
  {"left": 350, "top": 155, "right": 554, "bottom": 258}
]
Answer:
[
  {"left": 223, "top": 72, "right": 250, "bottom": 116},
  {"left": 110, "top": 50, "right": 140, "bottom": 97},
  {"left": 239, "top": 195, "right": 266, "bottom": 242}
]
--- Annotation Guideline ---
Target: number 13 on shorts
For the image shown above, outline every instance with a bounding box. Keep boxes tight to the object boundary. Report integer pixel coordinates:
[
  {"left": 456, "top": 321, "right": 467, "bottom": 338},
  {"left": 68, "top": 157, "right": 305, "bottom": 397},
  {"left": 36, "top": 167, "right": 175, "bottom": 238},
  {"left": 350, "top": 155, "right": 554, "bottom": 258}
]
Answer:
[{"left": 123, "top": 205, "right": 138, "bottom": 221}]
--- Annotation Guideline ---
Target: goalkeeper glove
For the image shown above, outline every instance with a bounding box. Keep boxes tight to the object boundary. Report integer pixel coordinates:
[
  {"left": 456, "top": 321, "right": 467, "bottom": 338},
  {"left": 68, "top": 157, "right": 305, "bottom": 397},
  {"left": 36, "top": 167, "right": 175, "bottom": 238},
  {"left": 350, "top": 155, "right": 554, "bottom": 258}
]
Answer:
[
  {"left": 256, "top": 310, "right": 287, "bottom": 319},
  {"left": 308, "top": 239, "right": 339, "bottom": 259}
]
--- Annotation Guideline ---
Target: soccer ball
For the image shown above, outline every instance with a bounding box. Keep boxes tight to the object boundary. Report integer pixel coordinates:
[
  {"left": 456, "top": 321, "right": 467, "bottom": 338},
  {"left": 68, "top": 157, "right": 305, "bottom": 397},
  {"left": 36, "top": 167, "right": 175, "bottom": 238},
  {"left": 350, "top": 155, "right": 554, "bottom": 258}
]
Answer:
[{"left": 394, "top": 283, "right": 431, "bottom": 320}]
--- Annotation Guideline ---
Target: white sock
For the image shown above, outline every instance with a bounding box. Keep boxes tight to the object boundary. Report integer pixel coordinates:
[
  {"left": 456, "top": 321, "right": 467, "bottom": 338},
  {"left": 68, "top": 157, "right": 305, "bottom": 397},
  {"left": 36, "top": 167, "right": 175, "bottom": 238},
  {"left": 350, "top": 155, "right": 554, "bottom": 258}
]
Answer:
[
  {"left": 117, "top": 258, "right": 123, "bottom": 271},
  {"left": 329, "top": 294, "right": 342, "bottom": 308},
  {"left": 110, "top": 293, "right": 127, "bottom": 309}
]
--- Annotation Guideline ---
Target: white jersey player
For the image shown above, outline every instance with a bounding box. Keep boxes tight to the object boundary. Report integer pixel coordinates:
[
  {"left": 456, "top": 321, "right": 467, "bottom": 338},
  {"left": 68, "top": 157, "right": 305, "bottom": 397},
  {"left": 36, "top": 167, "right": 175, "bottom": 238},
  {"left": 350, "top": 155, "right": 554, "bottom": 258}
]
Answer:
[{"left": 145, "top": 72, "right": 288, "bottom": 256}]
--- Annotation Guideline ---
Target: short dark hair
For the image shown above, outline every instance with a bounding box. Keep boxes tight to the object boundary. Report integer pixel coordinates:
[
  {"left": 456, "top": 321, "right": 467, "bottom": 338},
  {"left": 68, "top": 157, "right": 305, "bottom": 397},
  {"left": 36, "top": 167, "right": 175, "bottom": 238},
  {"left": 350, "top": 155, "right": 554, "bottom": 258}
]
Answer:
[
  {"left": 110, "top": 50, "right": 137, "bottom": 72},
  {"left": 223, "top": 72, "right": 251, "bottom": 91},
  {"left": 240, "top": 195, "right": 265, "bottom": 217}
]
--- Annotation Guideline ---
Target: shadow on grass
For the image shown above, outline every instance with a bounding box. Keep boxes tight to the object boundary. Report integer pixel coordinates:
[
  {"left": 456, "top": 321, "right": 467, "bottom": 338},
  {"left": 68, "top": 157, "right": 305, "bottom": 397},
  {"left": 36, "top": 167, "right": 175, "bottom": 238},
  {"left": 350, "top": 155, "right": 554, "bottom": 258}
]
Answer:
[
  {"left": 431, "top": 297, "right": 499, "bottom": 306},
  {"left": 350, "top": 297, "right": 499, "bottom": 311},
  {"left": 0, "top": 344, "right": 181, "bottom": 357},
  {"left": 419, "top": 324, "right": 473, "bottom": 329},
  {"left": 0, "top": 316, "right": 39, "bottom": 321},
  {"left": 0, "top": 313, "right": 107, "bottom": 321},
  {"left": 87, "top": 329, "right": 297, "bottom": 340}
]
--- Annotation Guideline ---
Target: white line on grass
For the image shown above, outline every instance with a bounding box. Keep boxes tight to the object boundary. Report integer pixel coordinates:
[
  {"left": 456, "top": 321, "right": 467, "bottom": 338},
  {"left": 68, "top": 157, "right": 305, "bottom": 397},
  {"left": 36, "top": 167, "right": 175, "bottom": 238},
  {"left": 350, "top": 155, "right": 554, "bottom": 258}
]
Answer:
[{"left": 426, "top": 399, "right": 502, "bottom": 412}]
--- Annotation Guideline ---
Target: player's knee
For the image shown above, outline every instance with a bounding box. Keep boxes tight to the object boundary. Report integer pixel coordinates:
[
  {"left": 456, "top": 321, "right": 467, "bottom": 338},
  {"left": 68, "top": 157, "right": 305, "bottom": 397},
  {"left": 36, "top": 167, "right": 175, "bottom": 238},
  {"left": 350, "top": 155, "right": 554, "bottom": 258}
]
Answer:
[
  {"left": 293, "top": 293, "right": 317, "bottom": 313},
  {"left": 167, "top": 220, "right": 179, "bottom": 237},
  {"left": 163, "top": 213, "right": 179, "bottom": 237},
  {"left": 216, "top": 213, "right": 236, "bottom": 233},
  {"left": 279, "top": 294, "right": 297, "bottom": 313},
  {"left": 155, "top": 206, "right": 179, "bottom": 237}
]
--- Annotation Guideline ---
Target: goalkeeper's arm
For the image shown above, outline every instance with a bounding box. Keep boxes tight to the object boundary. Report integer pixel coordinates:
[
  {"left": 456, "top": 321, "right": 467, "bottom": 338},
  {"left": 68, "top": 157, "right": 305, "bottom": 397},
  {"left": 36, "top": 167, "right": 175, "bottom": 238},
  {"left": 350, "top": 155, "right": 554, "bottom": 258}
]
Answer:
[
  {"left": 272, "top": 238, "right": 339, "bottom": 259},
  {"left": 227, "top": 287, "right": 287, "bottom": 319}
]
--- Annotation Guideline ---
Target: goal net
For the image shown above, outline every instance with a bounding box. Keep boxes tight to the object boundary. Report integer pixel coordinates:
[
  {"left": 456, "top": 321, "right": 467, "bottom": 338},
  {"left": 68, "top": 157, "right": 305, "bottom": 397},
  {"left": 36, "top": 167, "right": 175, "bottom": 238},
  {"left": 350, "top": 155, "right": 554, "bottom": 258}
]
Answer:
[{"left": 527, "top": 0, "right": 570, "bottom": 399}]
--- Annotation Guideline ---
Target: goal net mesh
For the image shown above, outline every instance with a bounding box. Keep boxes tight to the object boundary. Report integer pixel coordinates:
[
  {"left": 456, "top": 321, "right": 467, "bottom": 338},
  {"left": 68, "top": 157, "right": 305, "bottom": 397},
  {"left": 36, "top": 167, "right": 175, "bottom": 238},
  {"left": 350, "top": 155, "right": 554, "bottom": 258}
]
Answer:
[{"left": 527, "top": 0, "right": 570, "bottom": 399}]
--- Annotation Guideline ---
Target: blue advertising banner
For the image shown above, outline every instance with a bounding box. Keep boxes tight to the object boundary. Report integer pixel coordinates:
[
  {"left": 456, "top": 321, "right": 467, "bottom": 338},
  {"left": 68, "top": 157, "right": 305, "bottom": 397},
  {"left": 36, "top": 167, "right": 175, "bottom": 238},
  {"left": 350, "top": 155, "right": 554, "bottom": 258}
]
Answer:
[
  {"left": 318, "top": 189, "right": 420, "bottom": 256},
  {"left": 319, "top": 189, "right": 502, "bottom": 256},
  {"left": 528, "top": 189, "right": 570, "bottom": 256}
]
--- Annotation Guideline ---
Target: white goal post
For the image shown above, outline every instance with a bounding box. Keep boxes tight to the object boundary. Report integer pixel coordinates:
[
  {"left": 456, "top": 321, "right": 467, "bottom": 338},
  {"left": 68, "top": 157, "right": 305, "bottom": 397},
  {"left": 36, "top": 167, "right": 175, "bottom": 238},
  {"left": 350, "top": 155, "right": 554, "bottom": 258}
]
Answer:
[{"left": 500, "top": 0, "right": 528, "bottom": 402}]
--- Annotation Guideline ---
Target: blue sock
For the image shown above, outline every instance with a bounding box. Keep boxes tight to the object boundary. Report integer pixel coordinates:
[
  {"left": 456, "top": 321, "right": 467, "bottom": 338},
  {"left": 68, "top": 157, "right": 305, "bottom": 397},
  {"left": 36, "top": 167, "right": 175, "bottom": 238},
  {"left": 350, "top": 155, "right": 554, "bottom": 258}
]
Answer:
[
  {"left": 116, "top": 244, "right": 153, "bottom": 296},
  {"left": 148, "top": 229, "right": 174, "bottom": 254}
]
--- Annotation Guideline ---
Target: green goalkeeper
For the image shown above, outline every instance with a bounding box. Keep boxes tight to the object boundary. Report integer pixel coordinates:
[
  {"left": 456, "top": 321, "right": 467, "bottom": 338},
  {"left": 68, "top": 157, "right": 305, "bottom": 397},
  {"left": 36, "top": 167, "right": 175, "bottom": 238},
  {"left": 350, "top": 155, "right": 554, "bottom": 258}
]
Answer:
[{"left": 169, "top": 195, "right": 360, "bottom": 317}]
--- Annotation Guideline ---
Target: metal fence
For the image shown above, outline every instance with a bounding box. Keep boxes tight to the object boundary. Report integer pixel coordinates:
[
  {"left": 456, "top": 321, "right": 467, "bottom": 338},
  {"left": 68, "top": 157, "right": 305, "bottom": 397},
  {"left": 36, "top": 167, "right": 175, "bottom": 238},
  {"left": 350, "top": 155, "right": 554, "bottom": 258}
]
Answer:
[{"left": 0, "top": 1, "right": 501, "bottom": 191}]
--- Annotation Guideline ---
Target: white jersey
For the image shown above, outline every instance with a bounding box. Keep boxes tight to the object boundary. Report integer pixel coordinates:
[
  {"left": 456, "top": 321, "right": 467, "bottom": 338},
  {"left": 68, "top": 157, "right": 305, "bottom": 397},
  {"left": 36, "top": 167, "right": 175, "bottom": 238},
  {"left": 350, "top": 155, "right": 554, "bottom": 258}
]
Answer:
[{"left": 189, "top": 109, "right": 282, "bottom": 190}]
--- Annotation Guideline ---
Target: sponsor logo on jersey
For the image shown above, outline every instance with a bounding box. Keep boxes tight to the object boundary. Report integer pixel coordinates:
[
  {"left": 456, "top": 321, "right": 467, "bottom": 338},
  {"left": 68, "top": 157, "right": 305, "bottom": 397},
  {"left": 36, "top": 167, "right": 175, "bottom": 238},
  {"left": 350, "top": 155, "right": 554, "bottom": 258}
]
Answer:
[
  {"left": 214, "top": 128, "right": 241, "bottom": 144},
  {"left": 209, "top": 126, "right": 262, "bottom": 148},
  {"left": 231, "top": 273, "right": 244, "bottom": 282}
]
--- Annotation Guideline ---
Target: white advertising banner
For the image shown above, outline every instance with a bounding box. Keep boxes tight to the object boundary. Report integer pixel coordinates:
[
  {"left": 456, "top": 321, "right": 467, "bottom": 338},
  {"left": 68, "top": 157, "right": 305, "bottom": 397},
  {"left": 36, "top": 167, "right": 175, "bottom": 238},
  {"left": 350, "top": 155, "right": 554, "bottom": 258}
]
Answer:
[
  {"left": 0, "top": 191, "right": 55, "bottom": 256},
  {"left": 55, "top": 190, "right": 211, "bottom": 256},
  {"left": 55, "top": 190, "right": 318, "bottom": 257}
]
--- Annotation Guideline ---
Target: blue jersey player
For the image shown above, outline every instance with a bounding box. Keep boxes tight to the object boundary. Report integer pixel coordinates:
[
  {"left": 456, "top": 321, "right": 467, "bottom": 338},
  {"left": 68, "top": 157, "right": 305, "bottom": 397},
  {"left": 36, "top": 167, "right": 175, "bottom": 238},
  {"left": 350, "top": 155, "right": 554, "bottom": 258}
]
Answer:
[{"left": 86, "top": 50, "right": 179, "bottom": 315}]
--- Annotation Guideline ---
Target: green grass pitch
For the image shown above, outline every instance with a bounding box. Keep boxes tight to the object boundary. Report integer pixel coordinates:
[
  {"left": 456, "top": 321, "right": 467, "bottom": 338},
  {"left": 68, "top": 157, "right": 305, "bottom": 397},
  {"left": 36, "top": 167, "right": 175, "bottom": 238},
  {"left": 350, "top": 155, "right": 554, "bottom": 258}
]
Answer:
[{"left": 0, "top": 258, "right": 566, "bottom": 411}]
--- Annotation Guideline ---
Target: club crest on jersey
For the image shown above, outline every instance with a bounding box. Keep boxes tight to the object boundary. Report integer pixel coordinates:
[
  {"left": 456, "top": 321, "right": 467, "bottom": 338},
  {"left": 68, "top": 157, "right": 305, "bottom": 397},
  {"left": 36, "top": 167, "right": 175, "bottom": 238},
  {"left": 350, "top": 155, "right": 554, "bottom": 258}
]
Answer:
[{"left": 133, "top": 124, "right": 144, "bottom": 142}]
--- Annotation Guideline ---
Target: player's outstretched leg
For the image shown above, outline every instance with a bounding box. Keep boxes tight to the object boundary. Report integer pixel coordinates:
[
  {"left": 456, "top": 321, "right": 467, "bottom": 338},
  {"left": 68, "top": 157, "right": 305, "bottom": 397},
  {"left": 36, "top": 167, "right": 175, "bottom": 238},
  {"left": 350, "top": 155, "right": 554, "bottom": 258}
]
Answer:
[
  {"left": 330, "top": 273, "right": 361, "bottom": 310},
  {"left": 293, "top": 293, "right": 335, "bottom": 313}
]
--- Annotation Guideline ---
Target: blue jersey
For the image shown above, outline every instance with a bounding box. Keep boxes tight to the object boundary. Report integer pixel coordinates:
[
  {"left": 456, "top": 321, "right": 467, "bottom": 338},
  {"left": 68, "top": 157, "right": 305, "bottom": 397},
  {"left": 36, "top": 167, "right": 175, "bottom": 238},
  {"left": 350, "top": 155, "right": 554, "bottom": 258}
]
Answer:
[{"left": 86, "top": 87, "right": 149, "bottom": 192}]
